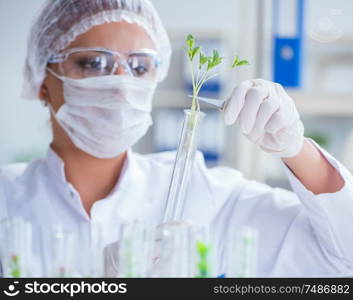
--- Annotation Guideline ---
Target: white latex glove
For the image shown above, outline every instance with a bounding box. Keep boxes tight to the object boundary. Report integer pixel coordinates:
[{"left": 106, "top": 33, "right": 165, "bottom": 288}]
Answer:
[{"left": 224, "top": 79, "right": 305, "bottom": 158}]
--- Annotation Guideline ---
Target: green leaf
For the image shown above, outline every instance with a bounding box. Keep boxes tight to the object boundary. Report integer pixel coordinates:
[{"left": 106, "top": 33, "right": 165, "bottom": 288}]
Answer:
[
  {"left": 207, "top": 57, "right": 214, "bottom": 71},
  {"left": 186, "top": 34, "right": 195, "bottom": 49},
  {"left": 232, "top": 55, "right": 250, "bottom": 68},
  {"left": 200, "top": 52, "right": 208, "bottom": 66},
  {"left": 237, "top": 60, "right": 250, "bottom": 66},
  {"left": 191, "top": 46, "right": 201, "bottom": 61},
  {"left": 206, "top": 50, "right": 223, "bottom": 70},
  {"left": 197, "top": 241, "right": 209, "bottom": 257},
  {"left": 232, "top": 55, "right": 240, "bottom": 68},
  {"left": 214, "top": 57, "right": 223, "bottom": 66},
  {"left": 199, "top": 52, "right": 208, "bottom": 69}
]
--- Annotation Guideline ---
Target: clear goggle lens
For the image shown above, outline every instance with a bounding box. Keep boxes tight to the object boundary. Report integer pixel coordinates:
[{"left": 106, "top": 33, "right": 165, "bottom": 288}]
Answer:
[{"left": 49, "top": 49, "right": 160, "bottom": 81}]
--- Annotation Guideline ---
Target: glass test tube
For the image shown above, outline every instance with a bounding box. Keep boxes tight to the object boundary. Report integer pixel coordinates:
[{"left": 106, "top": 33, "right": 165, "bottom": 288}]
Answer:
[
  {"left": 226, "top": 227, "right": 258, "bottom": 278},
  {"left": 117, "top": 221, "right": 155, "bottom": 278},
  {"left": 163, "top": 109, "right": 206, "bottom": 222},
  {"left": 152, "top": 221, "right": 194, "bottom": 278},
  {"left": 0, "top": 217, "right": 33, "bottom": 278}
]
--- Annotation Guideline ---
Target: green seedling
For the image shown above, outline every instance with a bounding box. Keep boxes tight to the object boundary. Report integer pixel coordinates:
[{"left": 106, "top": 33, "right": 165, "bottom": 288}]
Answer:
[
  {"left": 196, "top": 241, "right": 211, "bottom": 278},
  {"left": 183, "top": 34, "right": 250, "bottom": 155},
  {"left": 185, "top": 34, "right": 250, "bottom": 115},
  {"left": 9, "top": 254, "right": 21, "bottom": 278}
]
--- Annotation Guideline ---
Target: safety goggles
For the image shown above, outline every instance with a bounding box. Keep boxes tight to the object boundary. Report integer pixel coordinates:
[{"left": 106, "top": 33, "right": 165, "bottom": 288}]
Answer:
[{"left": 48, "top": 47, "right": 161, "bottom": 81}]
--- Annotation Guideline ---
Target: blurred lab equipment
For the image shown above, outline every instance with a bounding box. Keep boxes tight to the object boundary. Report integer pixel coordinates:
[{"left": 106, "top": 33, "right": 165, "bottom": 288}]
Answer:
[
  {"left": 0, "top": 216, "right": 259, "bottom": 278},
  {"left": 273, "top": 0, "right": 305, "bottom": 87},
  {"left": 0, "top": 218, "right": 106, "bottom": 278}
]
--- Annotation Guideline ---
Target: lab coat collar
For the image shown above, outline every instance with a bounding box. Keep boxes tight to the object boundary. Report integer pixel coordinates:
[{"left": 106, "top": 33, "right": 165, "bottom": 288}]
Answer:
[
  {"left": 45, "top": 147, "right": 66, "bottom": 184},
  {"left": 44, "top": 146, "right": 134, "bottom": 201}
]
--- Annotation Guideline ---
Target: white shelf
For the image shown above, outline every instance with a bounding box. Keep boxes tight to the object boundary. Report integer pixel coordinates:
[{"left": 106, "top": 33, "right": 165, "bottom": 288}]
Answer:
[
  {"left": 154, "top": 89, "right": 353, "bottom": 117},
  {"left": 289, "top": 91, "right": 353, "bottom": 117}
]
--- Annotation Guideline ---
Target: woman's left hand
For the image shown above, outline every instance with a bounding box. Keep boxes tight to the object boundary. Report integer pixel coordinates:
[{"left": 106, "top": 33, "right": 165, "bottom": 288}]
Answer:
[{"left": 223, "top": 79, "right": 305, "bottom": 158}]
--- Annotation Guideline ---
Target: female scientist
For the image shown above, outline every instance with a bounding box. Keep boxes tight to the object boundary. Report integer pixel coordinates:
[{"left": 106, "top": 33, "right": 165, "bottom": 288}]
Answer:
[{"left": 1, "top": 0, "right": 353, "bottom": 277}]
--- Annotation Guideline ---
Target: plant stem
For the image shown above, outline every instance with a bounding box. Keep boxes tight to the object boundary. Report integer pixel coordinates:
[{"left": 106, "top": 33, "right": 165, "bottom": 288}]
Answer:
[
  {"left": 189, "top": 60, "right": 198, "bottom": 112},
  {"left": 195, "top": 70, "right": 208, "bottom": 93}
]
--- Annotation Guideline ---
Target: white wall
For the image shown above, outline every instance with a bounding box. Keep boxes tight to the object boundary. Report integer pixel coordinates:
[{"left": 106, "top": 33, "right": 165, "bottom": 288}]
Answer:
[
  {"left": 0, "top": 0, "right": 49, "bottom": 164},
  {"left": 151, "top": 0, "right": 241, "bottom": 32}
]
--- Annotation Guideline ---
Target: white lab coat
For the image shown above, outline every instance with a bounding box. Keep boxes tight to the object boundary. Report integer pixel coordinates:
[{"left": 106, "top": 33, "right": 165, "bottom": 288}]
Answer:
[{"left": 0, "top": 141, "right": 353, "bottom": 277}]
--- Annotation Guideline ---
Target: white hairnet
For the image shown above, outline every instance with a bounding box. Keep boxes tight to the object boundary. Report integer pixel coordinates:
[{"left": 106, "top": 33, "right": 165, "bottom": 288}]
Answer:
[{"left": 22, "top": 0, "right": 171, "bottom": 100}]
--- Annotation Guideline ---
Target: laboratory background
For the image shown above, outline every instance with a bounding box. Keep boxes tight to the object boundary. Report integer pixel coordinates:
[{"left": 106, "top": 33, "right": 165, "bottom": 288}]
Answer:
[{"left": 0, "top": 0, "right": 353, "bottom": 190}]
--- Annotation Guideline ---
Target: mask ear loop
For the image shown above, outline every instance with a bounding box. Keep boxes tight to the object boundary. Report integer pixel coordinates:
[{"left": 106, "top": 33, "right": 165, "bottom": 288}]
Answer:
[
  {"left": 45, "top": 68, "right": 65, "bottom": 115},
  {"left": 47, "top": 67, "right": 65, "bottom": 81},
  {"left": 39, "top": 68, "right": 61, "bottom": 108}
]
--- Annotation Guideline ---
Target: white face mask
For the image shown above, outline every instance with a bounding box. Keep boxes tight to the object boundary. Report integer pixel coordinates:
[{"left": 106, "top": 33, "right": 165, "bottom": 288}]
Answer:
[{"left": 48, "top": 69, "right": 157, "bottom": 158}]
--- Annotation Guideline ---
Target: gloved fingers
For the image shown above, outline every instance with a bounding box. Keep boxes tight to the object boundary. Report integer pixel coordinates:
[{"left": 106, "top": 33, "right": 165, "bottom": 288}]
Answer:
[
  {"left": 239, "top": 84, "right": 270, "bottom": 135},
  {"left": 223, "top": 80, "right": 254, "bottom": 126},
  {"left": 243, "top": 80, "right": 279, "bottom": 141},
  {"left": 264, "top": 111, "right": 287, "bottom": 134},
  {"left": 274, "top": 82, "right": 300, "bottom": 121},
  {"left": 247, "top": 94, "right": 281, "bottom": 143},
  {"left": 274, "top": 82, "right": 290, "bottom": 99},
  {"left": 265, "top": 101, "right": 299, "bottom": 134},
  {"left": 239, "top": 86, "right": 268, "bottom": 134},
  {"left": 264, "top": 86, "right": 299, "bottom": 134}
]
